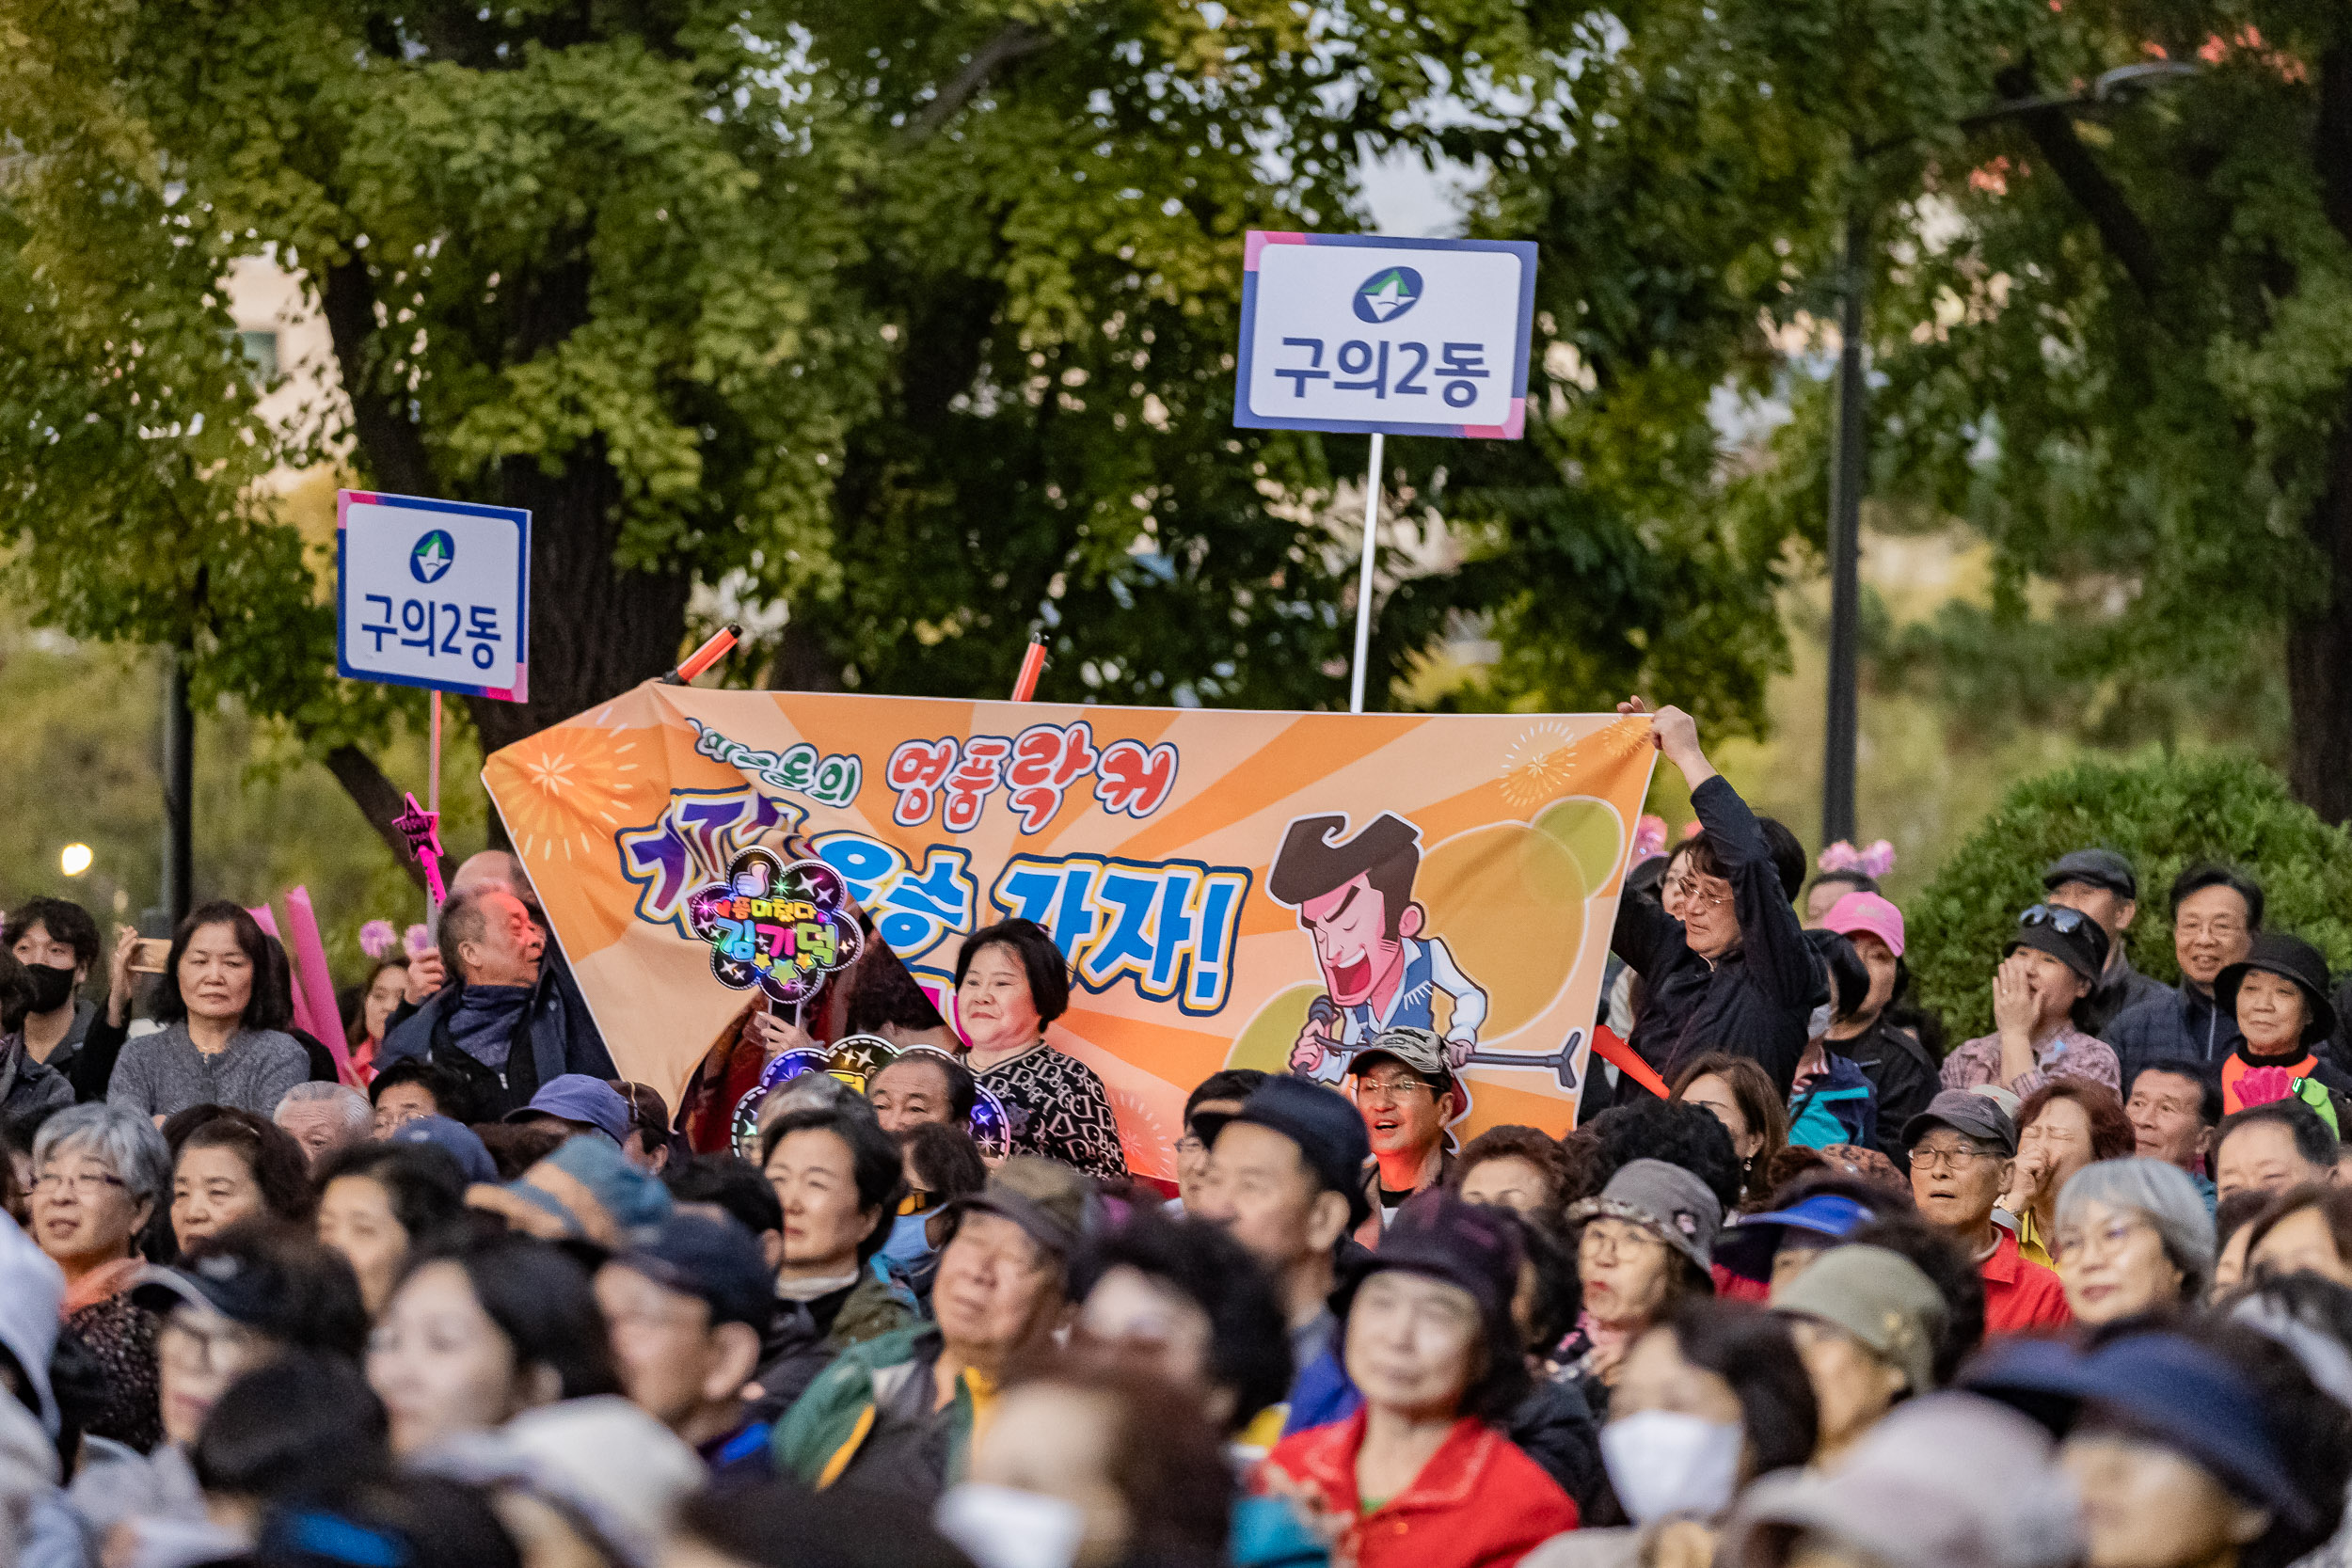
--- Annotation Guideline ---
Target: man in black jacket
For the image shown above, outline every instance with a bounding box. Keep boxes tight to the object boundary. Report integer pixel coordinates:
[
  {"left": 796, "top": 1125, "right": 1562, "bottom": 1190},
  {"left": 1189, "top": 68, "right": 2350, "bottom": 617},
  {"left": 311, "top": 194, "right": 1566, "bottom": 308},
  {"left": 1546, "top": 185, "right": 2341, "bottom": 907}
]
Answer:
[
  {"left": 1608, "top": 699, "right": 1820, "bottom": 1100},
  {"left": 376, "top": 885, "right": 615, "bottom": 1116}
]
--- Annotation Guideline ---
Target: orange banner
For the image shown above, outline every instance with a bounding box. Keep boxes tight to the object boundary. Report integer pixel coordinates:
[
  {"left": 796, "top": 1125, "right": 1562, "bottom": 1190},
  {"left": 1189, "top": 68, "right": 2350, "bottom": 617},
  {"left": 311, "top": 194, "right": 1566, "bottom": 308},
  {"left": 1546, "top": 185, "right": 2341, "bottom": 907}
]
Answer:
[{"left": 483, "top": 686, "right": 1656, "bottom": 1178}]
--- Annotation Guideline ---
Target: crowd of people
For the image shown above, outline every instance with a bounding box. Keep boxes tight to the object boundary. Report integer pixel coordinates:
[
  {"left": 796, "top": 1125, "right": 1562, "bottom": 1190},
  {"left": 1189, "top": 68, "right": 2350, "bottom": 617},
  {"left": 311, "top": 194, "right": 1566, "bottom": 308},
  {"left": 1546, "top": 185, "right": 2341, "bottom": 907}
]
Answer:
[{"left": 1, "top": 699, "right": 2351, "bottom": 1568}]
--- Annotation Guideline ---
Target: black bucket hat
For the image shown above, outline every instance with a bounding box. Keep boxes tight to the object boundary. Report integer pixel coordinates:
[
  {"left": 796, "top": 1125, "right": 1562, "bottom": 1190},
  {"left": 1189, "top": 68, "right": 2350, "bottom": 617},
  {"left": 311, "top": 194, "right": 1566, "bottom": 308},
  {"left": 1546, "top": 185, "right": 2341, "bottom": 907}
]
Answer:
[
  {"left": 2004, "top": 903, "right": 2110, "bottom": 988},
  {"left": 2217, "top": 932, "right": 2337, "bottom": 1046}
]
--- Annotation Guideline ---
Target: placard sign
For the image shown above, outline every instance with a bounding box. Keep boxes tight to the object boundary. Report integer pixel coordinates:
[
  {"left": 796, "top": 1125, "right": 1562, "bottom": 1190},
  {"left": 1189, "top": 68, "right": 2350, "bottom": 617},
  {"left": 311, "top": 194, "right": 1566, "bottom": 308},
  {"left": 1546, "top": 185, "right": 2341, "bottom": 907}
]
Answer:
[
  {"left": 336, "top": 490, "right": 531, "bottom": 702},
  {"left": 1233, "top": 232, "right": 1537, "bottom": 440}
]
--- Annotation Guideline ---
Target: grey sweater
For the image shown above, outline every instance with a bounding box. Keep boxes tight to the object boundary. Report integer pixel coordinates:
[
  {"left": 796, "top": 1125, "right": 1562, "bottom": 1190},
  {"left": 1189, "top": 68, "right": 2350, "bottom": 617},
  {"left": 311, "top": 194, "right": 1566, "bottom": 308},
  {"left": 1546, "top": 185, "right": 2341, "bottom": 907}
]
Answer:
[{"left": 105, "top": 1023, "right": 309, "bottom": 1119}]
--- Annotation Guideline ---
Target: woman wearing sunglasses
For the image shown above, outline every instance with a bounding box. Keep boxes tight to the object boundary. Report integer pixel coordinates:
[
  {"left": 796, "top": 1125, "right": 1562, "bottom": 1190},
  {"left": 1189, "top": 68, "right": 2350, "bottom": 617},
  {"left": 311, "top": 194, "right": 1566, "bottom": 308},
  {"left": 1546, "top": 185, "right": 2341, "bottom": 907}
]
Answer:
[{"left": 1939, "top": 905, "right": 2122, "bottom": 1099}]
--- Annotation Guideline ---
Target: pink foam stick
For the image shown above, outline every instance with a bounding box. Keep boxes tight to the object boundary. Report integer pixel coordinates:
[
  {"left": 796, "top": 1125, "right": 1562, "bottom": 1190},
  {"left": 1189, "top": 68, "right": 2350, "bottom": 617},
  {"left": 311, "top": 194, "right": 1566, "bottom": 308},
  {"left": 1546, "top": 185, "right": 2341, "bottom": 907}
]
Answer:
[
  {"left": 245, "top": 901, "right": 321, "bottom": 1044},
  {"left": 285, "top": 887, "right": 358, "bottom": 1085}
]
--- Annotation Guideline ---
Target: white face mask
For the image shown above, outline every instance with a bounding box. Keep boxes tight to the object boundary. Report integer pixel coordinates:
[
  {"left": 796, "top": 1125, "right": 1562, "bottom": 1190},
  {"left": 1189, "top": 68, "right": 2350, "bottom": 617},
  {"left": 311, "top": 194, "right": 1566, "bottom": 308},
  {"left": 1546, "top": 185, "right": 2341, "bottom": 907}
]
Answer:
[
  {"left": 1807, "top": 1000, "right": 1835, "bottom": 1041},
  {"left": 935, "top": 1482, "right": 1086, "bottom": 1568},
  {"left": 1599, "top": 1409, "right": 1744, "bottom": 1524}
]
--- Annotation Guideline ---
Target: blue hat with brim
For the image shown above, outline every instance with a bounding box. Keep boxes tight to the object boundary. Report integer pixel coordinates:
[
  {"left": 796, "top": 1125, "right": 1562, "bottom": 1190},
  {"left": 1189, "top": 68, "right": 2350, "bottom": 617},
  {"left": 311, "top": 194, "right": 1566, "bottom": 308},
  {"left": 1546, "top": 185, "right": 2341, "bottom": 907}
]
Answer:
[
  {"left": 1963, "top": 1334, "right": 2312, "bottom": 1529},
  {"left": 1714, "top": 1193, "right": 1878, "bottom": 1282}
]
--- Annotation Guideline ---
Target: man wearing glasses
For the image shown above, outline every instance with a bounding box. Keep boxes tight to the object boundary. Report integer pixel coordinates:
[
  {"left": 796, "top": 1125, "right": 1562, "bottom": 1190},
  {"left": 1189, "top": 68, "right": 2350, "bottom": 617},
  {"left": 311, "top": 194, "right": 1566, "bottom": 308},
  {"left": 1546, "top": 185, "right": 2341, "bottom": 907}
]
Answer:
[
  {"left": 1939, "top": 905, "right": 2122, "bottom": 1098},
  {"left": 1344, "top": 1028, "right": 1460, "bottom": 1232},
  {"left": 2106, "top": 864, "right": 2264, "bottom": 1085},
  {"left": 1903, "top": 1089, "right": 2072, "bottom": 1334}
]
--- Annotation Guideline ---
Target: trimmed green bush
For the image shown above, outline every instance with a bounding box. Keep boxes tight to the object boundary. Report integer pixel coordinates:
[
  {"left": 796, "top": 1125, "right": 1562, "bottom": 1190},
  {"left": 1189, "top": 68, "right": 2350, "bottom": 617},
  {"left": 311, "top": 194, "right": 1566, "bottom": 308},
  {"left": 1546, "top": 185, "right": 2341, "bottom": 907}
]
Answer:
[{"left": 1909, "top": 753, "right": 2352, "bottom": 1048}]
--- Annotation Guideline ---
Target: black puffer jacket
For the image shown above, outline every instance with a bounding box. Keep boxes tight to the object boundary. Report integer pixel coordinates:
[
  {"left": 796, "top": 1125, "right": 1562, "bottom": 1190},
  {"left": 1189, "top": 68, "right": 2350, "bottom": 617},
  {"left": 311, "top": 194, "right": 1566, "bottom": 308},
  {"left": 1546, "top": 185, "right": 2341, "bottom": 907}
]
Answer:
[{"left": 1613, "top": 775, "right": 1819, "bottom": 1097}]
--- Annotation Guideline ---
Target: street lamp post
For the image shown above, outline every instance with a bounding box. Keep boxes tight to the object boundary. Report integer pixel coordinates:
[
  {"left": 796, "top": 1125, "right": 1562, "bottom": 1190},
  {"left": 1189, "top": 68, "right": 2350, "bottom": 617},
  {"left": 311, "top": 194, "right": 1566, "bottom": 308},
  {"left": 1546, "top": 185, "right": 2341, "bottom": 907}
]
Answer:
[
  {"left": 1820, "top": 198, "right": 1869, "bottom": 849},
  {"left": 162, "top": 648, "right": 192, "bottom": 927},
  {"left": 1814, "top": 65, "right": 2194, "bottom": 851}
]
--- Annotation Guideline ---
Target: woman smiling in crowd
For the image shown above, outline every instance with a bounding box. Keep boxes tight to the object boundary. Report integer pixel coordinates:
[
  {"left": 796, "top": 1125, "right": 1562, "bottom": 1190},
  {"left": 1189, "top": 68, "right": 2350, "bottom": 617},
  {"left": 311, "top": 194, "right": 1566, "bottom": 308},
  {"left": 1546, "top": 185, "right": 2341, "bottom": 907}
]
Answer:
[{"left": 954, "top": 919, "right": 1127, "bottom": 1180}]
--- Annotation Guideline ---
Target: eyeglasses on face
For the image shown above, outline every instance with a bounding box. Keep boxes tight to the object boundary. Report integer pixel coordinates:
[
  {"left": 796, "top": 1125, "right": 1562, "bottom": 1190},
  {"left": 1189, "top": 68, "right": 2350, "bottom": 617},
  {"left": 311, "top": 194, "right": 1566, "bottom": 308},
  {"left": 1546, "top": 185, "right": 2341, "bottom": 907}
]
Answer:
[
  {"left": 2056, "top": 1214, "right": 2152, "bottom": 1262},
  {"left": 1667, "top": 875, "right": 1730, "bottom": 911},
  {"left": 1356, "top": 1075, "right": 1433, "bottom": 1102},
  {"left": 31, "top": 1169, "right": 127, "bottom": 1197},
  {"left": 1909, "top": 1143, "right": 1998, "bottom": 1173}
]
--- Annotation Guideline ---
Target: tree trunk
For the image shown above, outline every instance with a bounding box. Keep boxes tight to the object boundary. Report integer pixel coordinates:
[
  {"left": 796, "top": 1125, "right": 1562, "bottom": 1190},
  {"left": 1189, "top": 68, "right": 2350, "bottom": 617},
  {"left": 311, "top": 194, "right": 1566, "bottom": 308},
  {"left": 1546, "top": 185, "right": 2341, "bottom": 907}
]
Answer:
[
  {"left": 463, "top": 446, "right": 693, "bottom": 765},
  {"left": 2293, "top": 46, "right": 2352, "bottom": 824},
  {"left": 2288, "top": 399, "right": 2352, "bottom": 823}
]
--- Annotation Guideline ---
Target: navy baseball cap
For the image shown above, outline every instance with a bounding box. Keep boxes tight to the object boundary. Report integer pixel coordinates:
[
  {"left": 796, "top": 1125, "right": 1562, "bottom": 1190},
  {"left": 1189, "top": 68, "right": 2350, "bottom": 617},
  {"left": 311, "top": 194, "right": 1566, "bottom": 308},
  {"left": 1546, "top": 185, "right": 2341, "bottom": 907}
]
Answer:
[
  {"left": 388, "top": 1115, "right": 499, "bottom": 1184},
  {"left": 1965, "top": 1334, "right": 2313, "bottom": 1529},
  {"left": 612, "top": 1211, "right": 774, "bottom": 1332},
  {"left": 1197, "top": 1074, "right": 1373, "bottom": 1231},
  {"left": 1714, "top": 1193, "right": 1879, "bottom": 1282},
  {"left": 506, "top": 1074, "right": 632, "bottom": 1144}
]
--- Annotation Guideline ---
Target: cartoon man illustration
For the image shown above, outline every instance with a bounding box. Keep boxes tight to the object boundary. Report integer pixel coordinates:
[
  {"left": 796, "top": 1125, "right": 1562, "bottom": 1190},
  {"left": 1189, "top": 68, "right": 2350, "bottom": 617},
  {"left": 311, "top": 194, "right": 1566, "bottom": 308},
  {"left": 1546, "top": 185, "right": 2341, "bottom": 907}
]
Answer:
[{"left": 1268, "top": 813, "right": 1488, "bottom": 1085}]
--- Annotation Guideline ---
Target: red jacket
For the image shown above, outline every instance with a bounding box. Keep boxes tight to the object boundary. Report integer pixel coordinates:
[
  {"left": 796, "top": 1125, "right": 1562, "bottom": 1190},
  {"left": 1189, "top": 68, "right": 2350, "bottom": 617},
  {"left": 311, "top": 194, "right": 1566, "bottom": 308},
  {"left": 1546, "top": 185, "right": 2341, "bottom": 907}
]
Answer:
[
  {"left": 1261, "top": 1410, "right": 1579, "bottom": 1568},
  {"left": 1981, "top": 1227, "right": 2074, "bottom": 1336}
]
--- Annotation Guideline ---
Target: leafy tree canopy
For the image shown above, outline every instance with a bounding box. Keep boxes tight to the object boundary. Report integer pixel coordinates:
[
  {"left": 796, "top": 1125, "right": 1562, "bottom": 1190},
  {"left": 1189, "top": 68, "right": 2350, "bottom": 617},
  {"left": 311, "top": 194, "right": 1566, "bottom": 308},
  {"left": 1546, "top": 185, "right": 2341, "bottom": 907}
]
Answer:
[{"left": 0, "top": 0, "right": 1821, "bottom": 855}]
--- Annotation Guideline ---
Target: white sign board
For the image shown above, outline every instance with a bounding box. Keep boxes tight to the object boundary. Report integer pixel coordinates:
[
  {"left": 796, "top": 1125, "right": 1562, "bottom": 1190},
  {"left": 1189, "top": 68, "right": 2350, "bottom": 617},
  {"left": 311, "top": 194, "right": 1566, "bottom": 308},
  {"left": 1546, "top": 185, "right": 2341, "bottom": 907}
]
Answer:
[
  {"left": 335, "top": 489, "right": 530, "bottom": 702},
  {"left": 1233, "top": 232, "right": 1537, "bottom": 439}
]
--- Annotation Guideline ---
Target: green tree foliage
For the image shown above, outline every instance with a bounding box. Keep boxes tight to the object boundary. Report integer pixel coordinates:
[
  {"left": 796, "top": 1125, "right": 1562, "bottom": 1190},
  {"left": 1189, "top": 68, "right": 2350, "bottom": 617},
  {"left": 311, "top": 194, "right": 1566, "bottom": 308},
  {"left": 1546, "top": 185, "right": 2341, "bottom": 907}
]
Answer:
[
  {"left": 1908, "top": 752, "right": 2352, "bottom": 1043},
  {"left": 0, "top": 0, "right": 1829, "bottom": 849}
]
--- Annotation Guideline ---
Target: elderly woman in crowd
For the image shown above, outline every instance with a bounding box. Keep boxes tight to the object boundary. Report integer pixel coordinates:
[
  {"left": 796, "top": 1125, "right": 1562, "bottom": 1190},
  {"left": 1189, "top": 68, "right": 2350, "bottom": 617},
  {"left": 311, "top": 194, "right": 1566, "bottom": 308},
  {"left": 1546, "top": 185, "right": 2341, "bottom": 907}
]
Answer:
[
  {"left": 2217, "top": 933, "right": 2352, "bottom": 1121},
  {"left": 167, "top": 1107, "right": 314, "bottom": 1251},
  {"left": 954, "top": 919, "right": 1127, "bottom": 1180},
  {"left": 1560, "top": 1160, "right": 1723, "bottom": 1411},
  {"left": 1941, "top": 904, "right": 2122, "bottom": 1099},
  {"left": 1260, "top": 1191, "right": 1578, "bottom": 1568},
  {"left": 29, "top": 1102, "right": 172, "bottom": 1450},
  {"left": 106, "top": 902, "right": 310, "bottom": 1120},
  {"left": 2053, "top": 1159, "right": 2217, "bottom": 1323},
  {"left": 1967, "top": 1323, "right": 2350, "bottom": 1568},
  {"left": 2001, "top": 1080, "right": 2135, "bottom": 1266},
  {"left": 1770, "top": 1244, "right": 1946, "bottom": 1472},
  {"left": 1529, "top": 1298, "right": 1818, "bottom": 1568}
]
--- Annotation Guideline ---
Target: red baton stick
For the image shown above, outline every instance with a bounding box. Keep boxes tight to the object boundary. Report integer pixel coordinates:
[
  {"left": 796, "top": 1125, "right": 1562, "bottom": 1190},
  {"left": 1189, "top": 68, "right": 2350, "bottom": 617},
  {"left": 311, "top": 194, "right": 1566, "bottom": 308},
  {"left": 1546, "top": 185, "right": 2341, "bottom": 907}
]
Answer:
[
  {"left": 665, "top": 623, "right": 742, "bottom": 686},
  {"left": 1010, "top": 634, "right": 1047, "bottom": 702}
]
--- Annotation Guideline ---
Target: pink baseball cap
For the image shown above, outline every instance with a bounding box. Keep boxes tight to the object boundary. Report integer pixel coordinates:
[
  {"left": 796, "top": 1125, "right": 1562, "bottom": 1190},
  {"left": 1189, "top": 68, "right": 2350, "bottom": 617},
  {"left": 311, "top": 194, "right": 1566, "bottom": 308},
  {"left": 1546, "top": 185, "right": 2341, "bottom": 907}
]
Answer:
[{"left": 1824, "top": 891, "right": 1905, "bottom": 958}]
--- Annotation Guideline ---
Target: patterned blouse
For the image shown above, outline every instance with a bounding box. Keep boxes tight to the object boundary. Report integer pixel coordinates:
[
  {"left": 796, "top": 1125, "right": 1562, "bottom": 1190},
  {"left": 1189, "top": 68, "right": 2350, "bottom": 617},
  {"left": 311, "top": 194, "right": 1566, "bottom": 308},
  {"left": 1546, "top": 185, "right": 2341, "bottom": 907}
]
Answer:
[
  {"left": 64, "top": 1291, "right": 163, "bottom": 1453},
  {"left": 1940, "top": 1023, "right": 2121, "bottom": 1101},
  {"left": 975, "top": 1042, "right": 1128, "bottom": 1180}
]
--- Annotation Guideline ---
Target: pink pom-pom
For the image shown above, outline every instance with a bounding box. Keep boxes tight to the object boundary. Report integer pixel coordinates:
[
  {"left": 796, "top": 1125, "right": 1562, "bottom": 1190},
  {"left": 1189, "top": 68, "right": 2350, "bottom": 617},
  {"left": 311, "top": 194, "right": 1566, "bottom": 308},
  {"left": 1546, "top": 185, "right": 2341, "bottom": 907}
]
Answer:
[
  {"left": 403, "top": 924, "right": 433, "bottom": 957},
  {"left": 1858, "top": 839, "right": 1897, "bottom": 879},
  {"left": 1818, "top": 839, "right": 1862, "bottom": 874},
  {"left": 358, "top": 920, "right": 399, "bottom": 960},
  {"left": 1632, "top": 814, "right": 1669, "bottom": 861}
]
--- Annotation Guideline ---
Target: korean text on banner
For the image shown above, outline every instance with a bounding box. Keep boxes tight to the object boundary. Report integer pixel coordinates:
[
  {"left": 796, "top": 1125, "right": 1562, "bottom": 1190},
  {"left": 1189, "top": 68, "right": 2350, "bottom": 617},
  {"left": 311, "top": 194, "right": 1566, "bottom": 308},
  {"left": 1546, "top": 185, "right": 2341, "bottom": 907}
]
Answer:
[
  {"left": 335, "top": 489, "right": 531, "bottom": 703},
  {"left": 1233, "top": 231, "right": 1537, "bottom": 440},
  {"left": 484, "top": 689, "right": 1655, "bottom": 1179}
]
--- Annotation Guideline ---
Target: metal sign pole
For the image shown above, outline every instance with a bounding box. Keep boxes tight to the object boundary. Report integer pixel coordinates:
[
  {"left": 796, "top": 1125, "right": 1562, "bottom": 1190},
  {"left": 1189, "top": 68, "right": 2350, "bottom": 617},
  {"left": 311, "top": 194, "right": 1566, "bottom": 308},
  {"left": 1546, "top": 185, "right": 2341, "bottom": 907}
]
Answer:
[
  {"left": 1347, "top": 431, "right": 1385, "bottom": 715},
  {"left": 426, "top": 689, "right": 442, "bottom": 924}
]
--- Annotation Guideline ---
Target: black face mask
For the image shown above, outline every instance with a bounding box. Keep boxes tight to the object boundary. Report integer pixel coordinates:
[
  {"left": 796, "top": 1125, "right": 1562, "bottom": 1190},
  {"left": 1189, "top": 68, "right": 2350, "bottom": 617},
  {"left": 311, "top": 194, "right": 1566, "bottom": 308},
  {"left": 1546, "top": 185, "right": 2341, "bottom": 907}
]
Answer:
[{"left": 24, "top": 963, "right": 76, "bottom": 1015}]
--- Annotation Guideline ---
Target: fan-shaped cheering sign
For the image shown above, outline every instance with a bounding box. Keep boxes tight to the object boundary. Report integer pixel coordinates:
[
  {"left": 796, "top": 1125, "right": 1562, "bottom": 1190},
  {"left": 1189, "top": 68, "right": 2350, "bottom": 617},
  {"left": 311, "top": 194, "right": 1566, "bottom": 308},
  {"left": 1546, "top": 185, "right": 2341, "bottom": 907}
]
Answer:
[
  {"left": 729, "top": 1036, "right": 1011, "bottom": 1164},
  {"left": 685, "top": 849, "right": 862, "bottom": 1006}
]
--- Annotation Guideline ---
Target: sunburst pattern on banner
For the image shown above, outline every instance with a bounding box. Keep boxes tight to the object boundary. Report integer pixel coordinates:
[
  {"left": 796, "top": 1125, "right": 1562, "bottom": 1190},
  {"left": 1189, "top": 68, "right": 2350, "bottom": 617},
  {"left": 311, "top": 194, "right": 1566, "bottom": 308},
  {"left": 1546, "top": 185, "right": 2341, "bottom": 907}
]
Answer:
[
  {"left": 1500, "top": 721, "right": 1579, "bottom": 809},
  {"left": 1597, "top": 716, "right": 1653, "bottom": 758},
  {"left": 498, "top": 725, "right": 646, "bottom": 863}
]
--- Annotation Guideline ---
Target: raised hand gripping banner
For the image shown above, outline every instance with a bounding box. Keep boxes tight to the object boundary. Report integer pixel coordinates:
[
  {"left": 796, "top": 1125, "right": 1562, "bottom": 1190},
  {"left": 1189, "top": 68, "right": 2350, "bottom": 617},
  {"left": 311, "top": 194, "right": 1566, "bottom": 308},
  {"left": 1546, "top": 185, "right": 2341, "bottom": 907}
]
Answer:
[{"left": 484, "top": 687, "right": 1657, "bottom": 1179}]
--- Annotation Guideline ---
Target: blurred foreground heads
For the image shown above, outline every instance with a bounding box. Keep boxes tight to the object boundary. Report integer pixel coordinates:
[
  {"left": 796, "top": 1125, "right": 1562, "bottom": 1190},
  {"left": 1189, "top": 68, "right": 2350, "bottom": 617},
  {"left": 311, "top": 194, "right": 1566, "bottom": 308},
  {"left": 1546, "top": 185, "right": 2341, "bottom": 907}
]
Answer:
[{"left": 1723, "top": 1394, "right": 2080, "bottom": 1568}]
